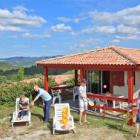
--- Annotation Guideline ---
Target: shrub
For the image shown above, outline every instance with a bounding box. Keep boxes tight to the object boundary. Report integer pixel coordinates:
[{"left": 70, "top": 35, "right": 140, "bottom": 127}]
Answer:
[
  {"left": 0, "top": 76, "right": 56, "bottom": 105},
  {"left": 63, "top": 78, "right": 75, "bottom": 86},
  {"left": 17, "top": 67, "right": 24, "bottom": 81},
  {"left": 0, "top": 82, "right": 36, "bottom": 105},
  {"left": 0, "top": 76, "right": 7, "bottom": 84},
  {"left": 48, "top": 76, "right": 56, "bottom": 87}
]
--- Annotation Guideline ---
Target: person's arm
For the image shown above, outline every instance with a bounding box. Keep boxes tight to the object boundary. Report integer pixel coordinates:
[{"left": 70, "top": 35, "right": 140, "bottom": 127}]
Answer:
[
  {"left": 18, "top": 103, "right": 22, "bottom": 111},
  {"left": 22, "top": 102, "right": 29, "bottom": 111},
  {"left": 31, "top": 94, "right": 40, "bottom": 106}
]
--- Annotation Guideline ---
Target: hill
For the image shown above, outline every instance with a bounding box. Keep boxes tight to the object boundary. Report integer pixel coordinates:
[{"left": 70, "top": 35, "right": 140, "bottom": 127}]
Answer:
[
  {"left": 0, "top": 62, "right": 16, "bottom": 70},
  {"left": 0, "top": 55, "right": 62, "bottom": 67}
]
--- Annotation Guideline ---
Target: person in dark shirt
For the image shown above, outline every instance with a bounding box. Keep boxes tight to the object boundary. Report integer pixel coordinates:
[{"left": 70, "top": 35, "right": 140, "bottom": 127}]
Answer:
[{"left": 17, "top": 95, "right": 29, "bottom": 120}]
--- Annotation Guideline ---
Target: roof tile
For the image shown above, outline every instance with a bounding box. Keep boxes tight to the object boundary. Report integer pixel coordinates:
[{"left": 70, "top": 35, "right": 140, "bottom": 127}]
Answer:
[{"left": 37, "top": 46, "right": 140, "bottom": 66}]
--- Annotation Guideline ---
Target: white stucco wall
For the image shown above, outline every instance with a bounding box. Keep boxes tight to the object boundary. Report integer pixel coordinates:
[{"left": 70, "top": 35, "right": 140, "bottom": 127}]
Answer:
[{"left": 113, "top": 71, "right": 140, "bottom": 98}]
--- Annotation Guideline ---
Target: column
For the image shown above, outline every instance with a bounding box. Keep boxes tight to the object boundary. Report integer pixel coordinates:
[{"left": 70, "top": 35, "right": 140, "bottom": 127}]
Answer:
[
  {"left": 44, "top": 67, "right": 49, "bottom": 91},
  {"left": 128, "top": 70, "right": 134, "bottom": 103},
  {"left": 74, "top": 70, "right": 78, "bottom": 86},
  {"left": 127, "top": 70, "right": 134, "bottom": 125},
  {"left": 80, "top": 69, "right": 85, "bottom": 82}
]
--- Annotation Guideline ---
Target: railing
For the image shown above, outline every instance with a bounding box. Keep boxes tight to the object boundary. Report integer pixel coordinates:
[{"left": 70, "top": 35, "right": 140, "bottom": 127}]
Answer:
[
  {"left": 87, "top": 93, "right": 128, "bottom": 113},
  {"left": 49, "top": 86, "right": 138, "bottom": 114}
]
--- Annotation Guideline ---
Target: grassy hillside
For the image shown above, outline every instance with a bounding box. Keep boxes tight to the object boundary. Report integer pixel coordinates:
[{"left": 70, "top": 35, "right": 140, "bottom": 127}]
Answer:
[
  {"left": 0, "top": 62, "right": 16, "bottom": 70},
  {"left": 0, "top": 55, "right": 62, "bottom": 67},
  {"left": 0, "top": 56, "right": 69, "bottom": 81}
]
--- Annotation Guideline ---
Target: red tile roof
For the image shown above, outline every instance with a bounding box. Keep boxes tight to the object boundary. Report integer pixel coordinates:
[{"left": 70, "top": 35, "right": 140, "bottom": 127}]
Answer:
[{"left": 37, "top": 46, "right": 140, "bottom": 66}]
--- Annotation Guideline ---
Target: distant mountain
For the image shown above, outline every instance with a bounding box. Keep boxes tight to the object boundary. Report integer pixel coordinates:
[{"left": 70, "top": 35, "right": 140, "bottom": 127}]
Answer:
[{"left": 0, "top": 55, "right": 62, "bottom": 67}]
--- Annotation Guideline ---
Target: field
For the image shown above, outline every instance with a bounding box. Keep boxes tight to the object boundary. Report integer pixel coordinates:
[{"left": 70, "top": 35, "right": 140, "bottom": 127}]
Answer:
[{"left": 0, "top": 105, "right": 139, "bottom": 140}]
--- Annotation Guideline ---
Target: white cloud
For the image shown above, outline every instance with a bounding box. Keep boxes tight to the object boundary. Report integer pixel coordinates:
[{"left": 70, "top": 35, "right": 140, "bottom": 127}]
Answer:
[
  {"left": 57, "top": 16, "right": 84, "bottom": 23},
  {"left": 51, "top": 23, "right": 72, "bottom": 32},
  {"left": 82, "top": 24, "right": 140, "bottom": 36},
  {"left": 80, "top": 5, "right": 140, "bottom": 38},
  {"left": 0, "top": 25, "right": 23, "bottom": 32},
  {"left": 75, "top": 4, "right": 140, "bottom": 41},
  {"left": 88, "top": 5, "right": 140, "bottom": 27},
  {"left": 0, "top": 6, "right": 46, "bottom": 32},
  {"left": 116, "top": 24, "right": 139, "bottom": 35},
  {"left": 115, "top": 35, "right": 139, "bottom": 40},
  {"left": 22, "top": 32, "right": 51, "bottom": 38},
  {"left": 111, "top": 39, "right": 120, "bottom": 43},
  {"left": 82, "top": 26, "right": 116, "bottom": 34},
  {"left": 69, "top": 38, "right": 100, "bottom": 52},
  {"left": 13, "top": 5, "right": 29, "bottom": 13}
]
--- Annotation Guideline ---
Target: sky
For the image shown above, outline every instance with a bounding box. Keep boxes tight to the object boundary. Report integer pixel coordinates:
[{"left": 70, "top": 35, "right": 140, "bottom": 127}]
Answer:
[{"left": 0, "top": 0, "right": 140, "bottom": 58}]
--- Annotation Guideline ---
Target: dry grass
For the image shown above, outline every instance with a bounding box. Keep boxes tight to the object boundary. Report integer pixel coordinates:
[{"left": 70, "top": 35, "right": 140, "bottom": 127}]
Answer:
[{"left": 0, "top": 105, "right": 139, "bottom": 140}]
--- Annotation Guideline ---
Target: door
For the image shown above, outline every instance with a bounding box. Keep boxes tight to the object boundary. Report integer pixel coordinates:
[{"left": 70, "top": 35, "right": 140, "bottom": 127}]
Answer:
[{"left": 102, "top": 71, "right": 110, "bottom": 93}]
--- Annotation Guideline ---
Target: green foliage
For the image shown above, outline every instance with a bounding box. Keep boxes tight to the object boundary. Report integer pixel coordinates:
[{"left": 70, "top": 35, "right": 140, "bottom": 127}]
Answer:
[
  {"left": 0, "top": 76, "right": 57, "bottom": 105},
  {"left": 0, "top": 82, "right": 35, "bottom": 105},
  {"left": 0, "top": 76, "right": 7, "bottom": 84},
  {"left": 17, "top": 67, "right": 24, "bottom": 81},
  {"left": 49, "top": 76, "right": 57, "bottom": 87},
  {"left": 63, "top": 78, "right": 75, "bottom": 86},
  {"left": 0, "top": 62, "right": 15, "bottom": 70},
  {"left": 0, "top": 65, "right": 68, "bottom": 80}
]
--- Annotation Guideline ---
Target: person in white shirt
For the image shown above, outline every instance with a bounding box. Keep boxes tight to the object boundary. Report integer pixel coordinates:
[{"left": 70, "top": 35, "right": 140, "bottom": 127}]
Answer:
[{"left": 79, "top": 79, "right": 89, "bottom": 125}]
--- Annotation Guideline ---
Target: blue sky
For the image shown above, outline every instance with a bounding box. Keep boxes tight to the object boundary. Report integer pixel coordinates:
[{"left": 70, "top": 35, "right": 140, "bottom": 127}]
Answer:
[{"left": 0, "top": 0, "right": 140, "bottom": 58}]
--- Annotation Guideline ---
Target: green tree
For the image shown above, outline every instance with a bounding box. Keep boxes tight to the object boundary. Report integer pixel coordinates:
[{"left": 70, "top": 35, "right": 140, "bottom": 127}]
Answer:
[{"left": 17, "top": 67, "right": 24, "bottom": 81}]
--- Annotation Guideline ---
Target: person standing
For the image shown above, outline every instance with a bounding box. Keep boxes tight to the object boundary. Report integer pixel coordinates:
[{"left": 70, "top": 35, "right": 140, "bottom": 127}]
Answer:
[
  {"left": 31, "top": 85, "right": 52, "bottom": 122},
  {"left": 134, "top": 92, "right": 140, "bottom": 137},
  {"left": 78, "top": 79, "right": 89, "bottom": 125}
]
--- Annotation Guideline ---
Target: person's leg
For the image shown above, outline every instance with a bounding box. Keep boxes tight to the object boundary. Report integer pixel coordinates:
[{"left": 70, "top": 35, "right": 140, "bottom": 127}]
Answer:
[
  {"left": 22, "top": 111, "right": 28, "bottom": 116},
  {"left": 44, "top": 100, "right": 52, "bottom": 122},
  {"left": 79, "top": 99, "right": 84, "bottom": 124},
  {"left": 17, "top": 111, "right": 22, "bottom": 119},
  {"left": 79, "top": 111, "right": 83, "bottom": 125},
  {"left": 18, "top": 111, "right": 25, "bottom": 119},
  {"left": 83, "top": 111, "right": 87, "bottom": 122},
  {"left": 134, "top": 123, "right": 139, "bottom": 137},
  {"left": 84, "top": 101, "right": 88, "bottom": 123},
  {"left": 43, "top": 101, "right": 47, "bottom": 121}
]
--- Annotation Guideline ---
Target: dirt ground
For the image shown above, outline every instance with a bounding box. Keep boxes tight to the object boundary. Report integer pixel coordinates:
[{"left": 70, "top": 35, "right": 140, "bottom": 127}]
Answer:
[
  {"left": 0, "top": 104, "right": 139, "bottom": 140},
  {"left": 1, "top": 124, "right": 126, "bottom": 140},
  {"left": 22, "top": 74, "right": 73, "bottom": 85},
  {"left": 0, "top": 118, "right": 139, "bottom": 140},
  {"left": 51, "top": 74, "right": 73, "bottom": 84}
]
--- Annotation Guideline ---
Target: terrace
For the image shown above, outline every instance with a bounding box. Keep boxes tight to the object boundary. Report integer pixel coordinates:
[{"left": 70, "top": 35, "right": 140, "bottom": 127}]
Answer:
[{"left": 36, "top": 46, "right": 140, "bottom": 124}]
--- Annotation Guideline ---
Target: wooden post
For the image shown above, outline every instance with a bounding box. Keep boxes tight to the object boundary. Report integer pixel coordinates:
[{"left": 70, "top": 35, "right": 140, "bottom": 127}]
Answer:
[
  {"left": 80, "top": 69, "right": 85, "bottom": 82},
  {"left": 127, "top": 70, "right": 134, "bottom": 125},
  {"left": 128, "top": 70, "right": 134, "bottom": 103},
  {"left": 74, "top": 70, "right": 78, "bottom": 86},
  {"left": 44, "top": 67, "right": 49, "bottom": 91}
]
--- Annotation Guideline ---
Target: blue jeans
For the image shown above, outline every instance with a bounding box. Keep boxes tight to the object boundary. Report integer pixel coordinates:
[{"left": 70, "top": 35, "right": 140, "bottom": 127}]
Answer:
[
  {"left": 43, "top": 99, "right": 52, "bottom": 122},
  {"left": 18, "top": 110, "right": 28, "bottom": 118}
]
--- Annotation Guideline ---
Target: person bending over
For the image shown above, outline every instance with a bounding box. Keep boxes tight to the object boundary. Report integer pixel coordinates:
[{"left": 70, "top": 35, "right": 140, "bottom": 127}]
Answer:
[{"left": 31, "top": 85, "right": 52, "bottom": 122}]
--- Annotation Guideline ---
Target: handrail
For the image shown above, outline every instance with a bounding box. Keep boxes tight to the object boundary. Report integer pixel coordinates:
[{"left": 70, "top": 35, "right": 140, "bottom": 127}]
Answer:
[
  {"left": 87, "top": 93, "right": 128, "bottom": 102},
  {"left": 87, "top": 93, "right": 129, "bottom": 113}
]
